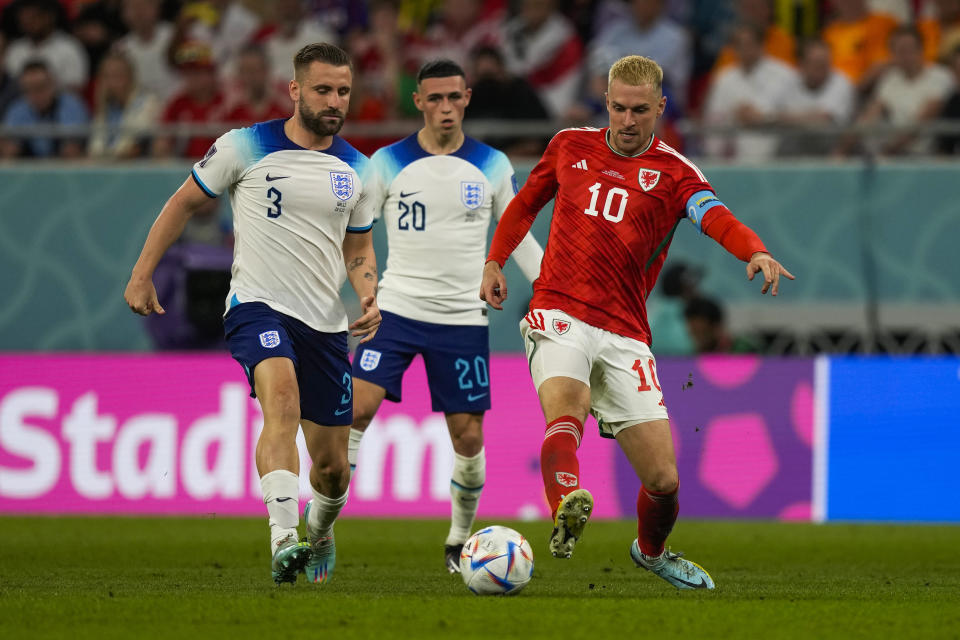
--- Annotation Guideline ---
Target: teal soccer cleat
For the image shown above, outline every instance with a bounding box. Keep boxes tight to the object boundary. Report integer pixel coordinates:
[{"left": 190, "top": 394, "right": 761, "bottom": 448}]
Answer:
[
  {"left": 303, "top": 500, "right": 336, "bottom": 584},
  {"left": 549, "top": 488, "right": 594, "bottom": 558},
  {"left": 630, "top": 538, "right": 715, "bottom": 590},
  {"left": 271, "top": 534, "right": 312, "bottom": 585}
]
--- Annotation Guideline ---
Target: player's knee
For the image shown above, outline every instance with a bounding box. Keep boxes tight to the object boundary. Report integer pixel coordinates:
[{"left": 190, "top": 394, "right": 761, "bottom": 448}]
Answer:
[
  {"left": 351, "top": 405, "right": 376, "bottom": 431},
  {"left": 451, "top": 429, "right": 483, "bottom": 456},
  {"left": 311, "top": 456, "right": 350, "bottom": 494},
  {"left": 645, "top": 469, "right": 679, "bottom": 494}
]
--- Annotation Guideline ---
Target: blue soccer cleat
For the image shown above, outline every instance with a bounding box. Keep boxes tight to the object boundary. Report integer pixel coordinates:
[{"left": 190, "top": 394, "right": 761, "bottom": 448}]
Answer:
[
  {"left": 303, "top": 499, "right": 336, "bottom": 584},
  {"left": 549, "top": 488, "right": 593, "bottom": 558},
  {"left": 271, "top": 534, "right": 312, "bottom": 585},
  {"left": 630, "top": 538, "right": 715, "bottom": 590}
]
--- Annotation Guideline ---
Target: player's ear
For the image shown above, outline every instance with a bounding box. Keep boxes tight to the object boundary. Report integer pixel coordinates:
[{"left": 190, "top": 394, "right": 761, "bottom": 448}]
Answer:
[
  {"left": 288, "top": 78, "right": 299, "bottom": 103},
  {"left": 463, "top": 87, "right": 472, "bottom": 107},
  {"left": 412, "top": 90, "right": 424, "bottom": 112},
  {"left": 657, "top": 94, "right": 667, "bottom": 117}
]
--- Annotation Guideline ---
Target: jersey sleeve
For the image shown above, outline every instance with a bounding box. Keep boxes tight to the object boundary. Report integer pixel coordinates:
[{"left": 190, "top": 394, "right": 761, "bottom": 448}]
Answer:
[
  {"left": 487, "top": 133, "right": 561, "bottom": 267},
  {"left": 191, "top": 129, "right": 247, "bottom": 197},
  {"left": 669, "top": 153, "right": 726, "bottom": 235},
  {"left": 491, "top": 150, "right": 543, "bottom": 282},
  {"left": 365, "top": 148, "right": 391, "bottom": 222},
  {"left": 347, "top": 154, "right": 377, "bottom": 233}
]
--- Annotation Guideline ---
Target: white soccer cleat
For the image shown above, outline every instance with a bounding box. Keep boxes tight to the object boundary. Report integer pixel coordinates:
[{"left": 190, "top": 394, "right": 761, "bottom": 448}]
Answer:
[
  {"left": 630, "top": 539, "right": 715, "bottom": 590},
  {"left": 303, "top": 499, "right": 336, "bottom": 584},
  {"left": 549, "top": 488, "right": 593, "bottom": 559}
]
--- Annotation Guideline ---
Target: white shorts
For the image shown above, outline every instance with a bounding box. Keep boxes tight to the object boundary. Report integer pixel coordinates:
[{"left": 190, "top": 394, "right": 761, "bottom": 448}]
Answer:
[{"left": 520, "top": 309, "right": 669, "bottom": 438}]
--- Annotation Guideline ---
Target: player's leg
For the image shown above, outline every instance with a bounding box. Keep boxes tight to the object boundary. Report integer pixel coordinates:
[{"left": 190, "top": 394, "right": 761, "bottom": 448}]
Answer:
[
  {"left": 348, "top": 310, "right": 416, "bottom": 474},
  {"left": 347, "top": 378, "right": 386, "bottom": 473},
  {"left": 296, "top": 327, "right": 355, "bottom": 584},
  {"left": 442, "top": 411, "right": 485, "bottom": 573},
  {"left": 223, "top": 302, "right": 310, "bottom": 584},
  {"left": 302, "top": 421, "right": 350, "bottom": 584},
  {"left": 616, "top": 420, "right": 713, "bottom": 589},
  {"left": 521, "top": 310, "right": 596, "bottom": 558},
  {"left": 537, "top": 376, "right": 594, "bottom": 558},
  {"left": 421, "top": 320, "right": 490, "bottom": 572},
  {"left": 593, "top": 333, "right": 713, "bottom": 589},
  {"left": 252, "top": 357, "right": 314, "bottom": 584}
]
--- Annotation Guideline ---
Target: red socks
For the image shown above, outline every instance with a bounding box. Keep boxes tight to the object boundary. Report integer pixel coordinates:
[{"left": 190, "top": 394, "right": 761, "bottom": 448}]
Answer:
[
  {"left": 540, "top": 415, "right": 584, "bottom": 517},
  {"left": 636, "top": 485, "right": 679, "bottom": 557}
]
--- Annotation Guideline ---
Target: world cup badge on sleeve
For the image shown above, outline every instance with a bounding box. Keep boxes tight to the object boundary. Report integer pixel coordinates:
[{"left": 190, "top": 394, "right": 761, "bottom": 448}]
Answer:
[
  {"left": 461, "top": 181, "right": 484, "bottom": 209},
  {"left": 359, "top": 349, "right": 382, "bottom": 371},
  {"left": 638, "top": 168, "right": 660, "bottom": 192},
  {"left": 330, "top": 172, "right": 354, "bottom": 200}
]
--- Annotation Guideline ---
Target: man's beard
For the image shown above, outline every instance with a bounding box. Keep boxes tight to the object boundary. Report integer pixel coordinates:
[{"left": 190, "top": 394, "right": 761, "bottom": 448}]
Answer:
[{"left": 298, "top": 99, "right": 344, "bottom": 137}]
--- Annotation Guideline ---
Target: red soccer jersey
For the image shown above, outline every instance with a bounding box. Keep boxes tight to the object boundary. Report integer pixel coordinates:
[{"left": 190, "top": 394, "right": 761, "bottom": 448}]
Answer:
[{"left": 509, "top": 127, "right": 718, "bottom": 345}]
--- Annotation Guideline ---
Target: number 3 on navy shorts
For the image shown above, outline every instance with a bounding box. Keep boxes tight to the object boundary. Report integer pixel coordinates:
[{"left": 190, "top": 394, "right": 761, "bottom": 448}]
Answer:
[{"left": 455, "top": 356, "right": 489, "bottom": 402}]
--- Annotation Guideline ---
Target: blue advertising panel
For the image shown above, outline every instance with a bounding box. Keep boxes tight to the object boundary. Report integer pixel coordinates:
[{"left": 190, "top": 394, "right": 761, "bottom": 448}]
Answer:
[{"left": 827, "top": 357, "right": 960, "bottom": 522}]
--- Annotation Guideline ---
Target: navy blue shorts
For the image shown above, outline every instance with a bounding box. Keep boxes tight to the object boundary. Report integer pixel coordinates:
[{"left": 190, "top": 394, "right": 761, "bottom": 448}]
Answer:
[
  {"left": 352, "top": 310, "right": 491, "bottom": 413},
  {"left": 223, "top": 302, "right": 353, "bottom": 425}
]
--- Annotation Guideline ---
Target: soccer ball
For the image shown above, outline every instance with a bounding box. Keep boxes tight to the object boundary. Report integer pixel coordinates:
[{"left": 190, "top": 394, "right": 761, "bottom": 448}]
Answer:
[{"left": 459, "top": 525, "right": 534, "bottom": 595}]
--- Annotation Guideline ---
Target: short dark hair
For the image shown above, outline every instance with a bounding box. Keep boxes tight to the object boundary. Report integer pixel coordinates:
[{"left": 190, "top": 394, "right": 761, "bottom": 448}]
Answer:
[
  {"left": 417, "top": 59, "right": 465, "bottom": 84},
  {"left": 684, "top": 296, "right": 725, "bottom": 325},
  {"left": 293, "top": 42, "right": 352, "bottom": 79}
]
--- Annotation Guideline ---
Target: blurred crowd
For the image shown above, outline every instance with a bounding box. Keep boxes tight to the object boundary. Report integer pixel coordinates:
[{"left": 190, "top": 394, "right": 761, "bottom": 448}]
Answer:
[{"left": 2, "top": 0, "right": 960, "bottom": 160}]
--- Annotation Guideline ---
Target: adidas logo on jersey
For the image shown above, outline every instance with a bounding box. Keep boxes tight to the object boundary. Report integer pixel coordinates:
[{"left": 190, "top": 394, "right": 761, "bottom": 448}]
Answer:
[{"left": 571, "top": 159, "right": 588, "bottom": 170}]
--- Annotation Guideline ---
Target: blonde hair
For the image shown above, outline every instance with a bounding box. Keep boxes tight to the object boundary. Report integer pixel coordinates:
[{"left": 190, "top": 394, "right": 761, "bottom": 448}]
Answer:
[{"left": 608, "top": 56, "right": 663, "bottom": 92}]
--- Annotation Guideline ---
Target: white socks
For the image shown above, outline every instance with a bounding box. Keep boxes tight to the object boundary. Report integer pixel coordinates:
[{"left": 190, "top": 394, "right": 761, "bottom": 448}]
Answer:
[
  {"left": 260, "top": 469, "right": 299, "bottom": 553},
  {"left": 446, "top": 448, "right": 486, "bottom": 546},
  {"left": 308, "top": 487, "right": 348, "bottom": 538},
  {"left": 347, "top": 427, "right": 365, "bottom": 473}
]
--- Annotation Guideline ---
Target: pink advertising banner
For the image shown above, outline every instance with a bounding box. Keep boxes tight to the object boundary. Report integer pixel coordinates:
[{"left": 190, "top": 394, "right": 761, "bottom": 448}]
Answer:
[
  {"left": 0, "top": 354, "right": 619, "bottom": 518},
  {"left": 0, "top": 354, "right": 813, "bottom": 520}
]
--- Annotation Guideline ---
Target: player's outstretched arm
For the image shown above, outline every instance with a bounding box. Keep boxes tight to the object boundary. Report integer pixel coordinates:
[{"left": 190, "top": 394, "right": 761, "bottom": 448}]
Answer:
[
  {"left": 480, "top": 260, "right": 508, "bottom": 310},
  {"left": 124, "top": 177, "right": 213, "bottom": 316},
  {"left": 343, "top": 230, "right": 381, "bottom": 343},
  {"left": 700, "top": 207, "right": 795, "bottom": 296},
  {"left": 746, "top": 252, "right": 795, "bottom": 296}
]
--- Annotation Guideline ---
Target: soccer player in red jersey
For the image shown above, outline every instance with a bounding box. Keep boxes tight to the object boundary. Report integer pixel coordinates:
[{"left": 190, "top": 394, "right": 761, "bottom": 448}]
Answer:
[{"left": 479, "top": 55, "right": 794, "bottom": 590}]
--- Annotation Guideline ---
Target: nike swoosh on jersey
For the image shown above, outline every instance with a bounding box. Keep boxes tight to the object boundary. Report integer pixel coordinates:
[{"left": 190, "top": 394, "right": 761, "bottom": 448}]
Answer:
[
  {"left": 399, "top": 190, "right": 421, "bottom": 198},
  {"left": 467, "top": 392, "right": 488, "bottom": 402},
  {"left": 275, "top": 497, "right": 294, "bottom": 502},
  {"left": 334, "top": 408, "right": 351, "bottom": 416},
  {"left": 266, "top": 174, "right": 290, "bottom": 181}
]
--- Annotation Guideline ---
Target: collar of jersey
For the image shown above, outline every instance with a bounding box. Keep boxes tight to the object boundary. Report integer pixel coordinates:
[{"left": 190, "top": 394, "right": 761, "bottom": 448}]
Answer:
[
  {"left": 257, "top": 117, "right": 352, "bottom": 159},
  {"left": 604, "top": 128, "right": 656, "bottom": 158},
  {"left": 395, "top": 131, "right": 480, "bottom": 163}
]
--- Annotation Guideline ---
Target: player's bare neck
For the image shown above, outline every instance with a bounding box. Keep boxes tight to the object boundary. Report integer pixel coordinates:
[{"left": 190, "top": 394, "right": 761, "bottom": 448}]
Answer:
[
  {"left": 285, "top": 117, "right": 334, "bottom": 151},
  {"left": 418, "top": 127, "right": 464, "bottom": 155},
  {"left": 606, "top": 129, "right": 655, "bottom": 157}
]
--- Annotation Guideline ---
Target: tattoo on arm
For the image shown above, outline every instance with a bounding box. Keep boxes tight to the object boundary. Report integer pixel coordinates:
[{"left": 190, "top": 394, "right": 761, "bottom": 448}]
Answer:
[{"left": 347, "top": 256, "right": 366, "bottom": 271}]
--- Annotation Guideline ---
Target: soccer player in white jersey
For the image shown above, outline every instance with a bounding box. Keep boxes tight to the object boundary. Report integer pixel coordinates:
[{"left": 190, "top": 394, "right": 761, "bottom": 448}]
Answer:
[
  {"left": 346, "top": 59, "right": 543, "bottom": 574},
  {"left": 123, "top": 43, "right": 381, "bottom": 585}
]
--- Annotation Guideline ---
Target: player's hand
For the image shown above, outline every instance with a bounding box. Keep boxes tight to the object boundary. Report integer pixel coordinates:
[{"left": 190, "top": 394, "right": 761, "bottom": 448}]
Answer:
[
  {"left": 479, "top": 261, "right": 507, "bottom": 310},
  {"left": 747, "top": 252, "right": 795, "bottom": 296},
  {"left": 351, "top": 295, "right": 381, "bottom": 343},
  {"left": 124, "top": 276, "right": 165, "bottom": 316}
]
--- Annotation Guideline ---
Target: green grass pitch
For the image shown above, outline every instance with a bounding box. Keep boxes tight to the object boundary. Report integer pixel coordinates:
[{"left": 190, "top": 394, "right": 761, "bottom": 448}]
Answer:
[{"left": 1, "top": 516, "right": 958, "bottom": 639}]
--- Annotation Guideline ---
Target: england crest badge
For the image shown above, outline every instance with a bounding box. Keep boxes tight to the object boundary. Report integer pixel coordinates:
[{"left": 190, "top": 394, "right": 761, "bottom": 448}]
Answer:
[
  {"left": 461, "top": 181, "right": 484, "bottom": 210},
  {"left": 330, "top": 172, "right": 354, "bottom": 200},
  {"left": 638, "top": 168, "right": 660, "bottom": 192},
  {"left": 359, "top": 349, "right": 382, "bottom": 371},
  {"left": 259, "top": 330, "right": 281, "bottom": 348}
]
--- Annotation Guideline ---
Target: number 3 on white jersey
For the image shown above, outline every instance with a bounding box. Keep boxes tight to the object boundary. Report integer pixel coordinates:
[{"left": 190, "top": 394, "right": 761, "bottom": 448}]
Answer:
[{"left": 583, "top": 183, "right": 628, "bottom": 223}]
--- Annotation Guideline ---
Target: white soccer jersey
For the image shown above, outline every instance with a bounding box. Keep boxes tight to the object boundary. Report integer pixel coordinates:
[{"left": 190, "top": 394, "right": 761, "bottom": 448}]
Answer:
[
  {"left": 191, "top": 118, "right": 376, "bottom": 332},
  {"left": 369, "top": 134, "right": 542, "bottom": 325}
]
